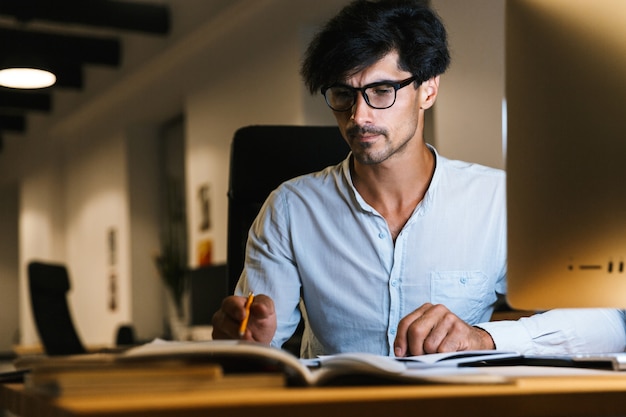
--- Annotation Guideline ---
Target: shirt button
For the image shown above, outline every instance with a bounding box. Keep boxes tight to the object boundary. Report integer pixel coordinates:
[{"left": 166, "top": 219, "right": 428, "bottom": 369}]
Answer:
[
  {"left": 378, "top": 232, "right": 386, "bottom": 239},
  {"left": 390, "top": 329, "right": 396, "bottom": 335},
  {"left": 460, "top": 277, "right": 467, "bottom": 284},
  {"left": 391, "top": 280, "right": 398, "bottom": 287}
]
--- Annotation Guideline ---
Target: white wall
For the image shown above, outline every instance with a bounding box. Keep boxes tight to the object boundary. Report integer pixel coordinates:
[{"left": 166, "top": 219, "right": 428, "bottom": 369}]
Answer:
[
  {"left": 432, "top": 0, "right": 506, "bottom": 169},
  {"left": 5, "top": 0, "right": 505, "bottom": 348},
  {"left": 63, "top": 130, "right": 131, "bottom": 345},
  {"left": 184, "top": 1, "right": 341, "bottom": 267},
  {"left": 0, "top": 184, "right": 18, "bottom": 351},
  {"left": 19, "top": 125, "right": 164, "bottom": 347},
  {"left": 127, "top": 126, "right": 163, "bottom": 341},
  {"left": 19, "top": 160, "right": 66, "bottom": 345}
]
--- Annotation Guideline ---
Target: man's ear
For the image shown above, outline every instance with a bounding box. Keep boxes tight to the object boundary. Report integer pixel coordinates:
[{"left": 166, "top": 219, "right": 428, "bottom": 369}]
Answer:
[{"left": 420, "top": 76, "right": 440, "bottom": 110}]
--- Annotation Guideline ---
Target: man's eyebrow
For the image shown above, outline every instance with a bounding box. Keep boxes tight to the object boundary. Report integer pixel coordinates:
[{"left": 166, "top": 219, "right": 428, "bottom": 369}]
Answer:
[{"left": 333, "top": 79, "right": 398, "bottom": 88}]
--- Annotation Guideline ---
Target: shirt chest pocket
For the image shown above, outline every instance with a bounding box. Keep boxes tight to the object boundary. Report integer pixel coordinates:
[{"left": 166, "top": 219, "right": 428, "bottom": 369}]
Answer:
[{"left": 430, "top": 271, "right": 496, "bottom": 324}]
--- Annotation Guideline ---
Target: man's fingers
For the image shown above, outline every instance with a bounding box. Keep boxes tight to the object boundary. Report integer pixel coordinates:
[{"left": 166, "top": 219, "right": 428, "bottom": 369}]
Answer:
[
  {"left": 212, "top": 295, "right": 255, "bottom": 339},
  {"left": 222, "top": 295, "right": 250, "bottom": 319},
  {"left": 394, "top": 303, "right": 434, "bottom": 356},
  {"left": 403, "top": 305, "right": 497, "bottom": 355},
  {"left": 414, "top": 307, "right": 462, "bottom": 353},
  {"left": 395, "top": 303, "right": 470, "bottom": 356},
  {"left": 211, "top": 293, "right": 277, "bottom": 344},
  {"left": 248, "top": 294, "right": 274, "bottom": 319}
]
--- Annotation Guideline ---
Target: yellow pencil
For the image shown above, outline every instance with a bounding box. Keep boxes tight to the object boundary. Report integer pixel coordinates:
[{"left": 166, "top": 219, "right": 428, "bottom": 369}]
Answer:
[{"left": 239, "top": 292, "right": 254, "bottom": 337}]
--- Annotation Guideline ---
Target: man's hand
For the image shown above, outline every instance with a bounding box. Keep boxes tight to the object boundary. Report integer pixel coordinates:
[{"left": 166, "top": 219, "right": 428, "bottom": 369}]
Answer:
[
  {"left": 393, "top": 303, "right": 495, "bottom": 357},
  {"left": 211, "top": 294, "right": 277, "bottom": 345}
]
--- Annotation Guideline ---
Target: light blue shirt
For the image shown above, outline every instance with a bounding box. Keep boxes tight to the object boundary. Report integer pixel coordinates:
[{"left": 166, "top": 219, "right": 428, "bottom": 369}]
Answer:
[{"left": 236, "top": 147, "right": 626, "bottom": 357}]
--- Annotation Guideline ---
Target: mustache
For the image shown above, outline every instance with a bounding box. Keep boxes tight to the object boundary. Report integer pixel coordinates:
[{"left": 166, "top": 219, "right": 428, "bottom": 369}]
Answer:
[{"left": 346, "top": 125, "right": 387, "bottom": 138}]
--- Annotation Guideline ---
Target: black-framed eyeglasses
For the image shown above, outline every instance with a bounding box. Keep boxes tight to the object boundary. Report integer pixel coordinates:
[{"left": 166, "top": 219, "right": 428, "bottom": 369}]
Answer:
[{"left": 321, "top": 76, "right": 417, "bottom": 112}]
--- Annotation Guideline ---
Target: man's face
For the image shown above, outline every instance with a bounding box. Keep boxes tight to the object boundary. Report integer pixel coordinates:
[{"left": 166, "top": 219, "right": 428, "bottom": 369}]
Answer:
[{"left": 331, "top": 51, "right": 429, "bottom": 166}]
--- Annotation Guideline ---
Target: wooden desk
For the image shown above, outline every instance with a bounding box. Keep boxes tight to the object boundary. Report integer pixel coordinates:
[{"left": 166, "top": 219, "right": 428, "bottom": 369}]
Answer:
[{"left": 3, "top": 368, "right": 626, "bottom": 417}]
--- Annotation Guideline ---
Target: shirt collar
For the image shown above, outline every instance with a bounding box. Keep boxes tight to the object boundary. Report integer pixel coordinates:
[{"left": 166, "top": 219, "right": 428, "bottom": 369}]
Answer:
[{"left": 339, "top": 144, "right": 442, "bottom": 216}]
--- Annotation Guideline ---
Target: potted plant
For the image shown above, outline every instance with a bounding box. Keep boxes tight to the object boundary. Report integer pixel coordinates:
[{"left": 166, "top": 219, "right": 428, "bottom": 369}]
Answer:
[{"left": 154, "top": 178, "right": 189, "bottom": 338}]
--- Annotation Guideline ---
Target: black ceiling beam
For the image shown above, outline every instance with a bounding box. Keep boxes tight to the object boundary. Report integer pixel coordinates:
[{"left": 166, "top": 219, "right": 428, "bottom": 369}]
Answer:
[
  {"left": 0, "top": 0, "right": 171, "bottom": 139},
  {"left": 0, "top": 88, "right": 52, "bottom": 112},
  {"left": 0, "top": 114, "right": 26, "bottom": 132},
  {"left": 0, "top": 27, "right": 121, "bottom": 67},
  {"left": 0, "top": 0, "right": 169, "bottom": 35},
  {"left": 48, "top": 63, "right": 83, "bottom": 89}
]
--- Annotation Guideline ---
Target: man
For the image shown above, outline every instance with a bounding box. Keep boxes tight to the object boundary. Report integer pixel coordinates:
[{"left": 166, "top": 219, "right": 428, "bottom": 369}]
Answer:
[{"left": 212, "top": 0, "right": 626, "bottom": 358}]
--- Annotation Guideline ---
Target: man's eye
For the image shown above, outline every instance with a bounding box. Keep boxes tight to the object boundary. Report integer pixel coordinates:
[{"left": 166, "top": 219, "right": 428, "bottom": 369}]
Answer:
[{"left": 369, "top": 85, "right": 394, "bottom": 96}]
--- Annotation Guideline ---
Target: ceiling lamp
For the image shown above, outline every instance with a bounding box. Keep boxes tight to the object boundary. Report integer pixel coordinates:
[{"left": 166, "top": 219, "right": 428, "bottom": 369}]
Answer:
[{"left": 0, "top": 67, "right": 56, "bottom": 89}]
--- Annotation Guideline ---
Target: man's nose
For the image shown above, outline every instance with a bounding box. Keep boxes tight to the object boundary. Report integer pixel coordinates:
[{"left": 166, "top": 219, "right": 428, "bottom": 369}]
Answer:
[{"left": 350, "top": 92, "right": 373, "bottom": 122}]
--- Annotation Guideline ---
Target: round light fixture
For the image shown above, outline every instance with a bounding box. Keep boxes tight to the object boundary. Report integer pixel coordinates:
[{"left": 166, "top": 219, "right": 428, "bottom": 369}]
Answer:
[{"left": 0, "top": 67, "right": 56, "bottom": 89}]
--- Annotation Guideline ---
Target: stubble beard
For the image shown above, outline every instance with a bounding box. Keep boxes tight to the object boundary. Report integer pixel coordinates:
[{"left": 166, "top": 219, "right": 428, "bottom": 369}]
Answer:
[
  {"left": 347, "top": 124, "right": 413, "bottom": 166},
  {"left": 347, "top": 124, "right": 390, "bottom": 165}
]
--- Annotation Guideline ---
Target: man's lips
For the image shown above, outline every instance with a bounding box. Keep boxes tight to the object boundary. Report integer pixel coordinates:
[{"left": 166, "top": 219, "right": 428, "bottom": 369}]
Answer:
[
  {"left": 355, "top": 133, "right": 379, "bottom": 142},
  {"left": 347, "top": 126, "right": 386, "bottom": 142}
]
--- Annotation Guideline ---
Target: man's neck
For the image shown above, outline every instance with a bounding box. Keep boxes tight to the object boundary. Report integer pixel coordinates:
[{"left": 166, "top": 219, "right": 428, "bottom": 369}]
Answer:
[{"left": 351, "top": 143, "right": 435, "bottom": 240}]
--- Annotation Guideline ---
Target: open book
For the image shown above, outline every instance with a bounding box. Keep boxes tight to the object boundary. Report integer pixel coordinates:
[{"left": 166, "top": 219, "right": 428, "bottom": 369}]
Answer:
[
  {"left": 117, "top": 339, "right": 515, "bottom": 386},
  {"left": 16, "top": 340, "right": 626, "bottom": 395}
]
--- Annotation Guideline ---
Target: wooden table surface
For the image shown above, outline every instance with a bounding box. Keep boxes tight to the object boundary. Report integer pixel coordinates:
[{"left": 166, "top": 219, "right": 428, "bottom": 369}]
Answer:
[{"left": 3, "top": 367, "right": 626, "bottom": 417}]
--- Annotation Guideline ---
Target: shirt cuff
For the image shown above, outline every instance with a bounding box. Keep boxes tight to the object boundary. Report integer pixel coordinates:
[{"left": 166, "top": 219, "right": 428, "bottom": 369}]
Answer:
[{"left": 474, "top": 320, "right": 535, "bottom": 353}]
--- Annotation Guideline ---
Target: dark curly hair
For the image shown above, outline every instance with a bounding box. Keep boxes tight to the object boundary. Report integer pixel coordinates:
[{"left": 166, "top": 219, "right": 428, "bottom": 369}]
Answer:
[{"left": 301, "top": 0, "right": 450, "bottom": 94}]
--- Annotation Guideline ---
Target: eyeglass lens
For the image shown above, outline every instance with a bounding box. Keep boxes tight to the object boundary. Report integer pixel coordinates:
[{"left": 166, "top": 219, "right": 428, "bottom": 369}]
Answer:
[
  {"left": 323, "top": 77, "right": 416, "bottom": 112},
  {"left": 325, "top": 84, "right": 397, "bottom": 111}
]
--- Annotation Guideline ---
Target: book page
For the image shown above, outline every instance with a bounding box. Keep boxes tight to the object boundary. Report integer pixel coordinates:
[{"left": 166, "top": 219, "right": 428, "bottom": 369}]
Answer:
[
  {"left": 121, "top": 339, "right": 316, "bottom": 386},
  {"left": 121, "top": 340, "right": 512, "bottom": 386},
  {"left": 313, "top": 352, "right": 511, "bottom": 385}
]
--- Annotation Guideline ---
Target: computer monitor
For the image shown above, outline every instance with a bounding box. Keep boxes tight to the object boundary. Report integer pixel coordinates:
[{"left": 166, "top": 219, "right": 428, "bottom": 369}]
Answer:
[{"left": 506, "top": 0, "right": 626, "bottom": 309}]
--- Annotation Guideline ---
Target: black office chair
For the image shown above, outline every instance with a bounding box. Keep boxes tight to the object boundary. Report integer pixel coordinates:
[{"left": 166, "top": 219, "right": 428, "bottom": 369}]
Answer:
[
  {"left": 28, "top": 261, "right": 88, "bottom": 356},
  {"left": 227, "top": 125, "right": 350, "bottom": 355},
  {"left": 227, "top": 125, "right": 350, "bottom": 291}
]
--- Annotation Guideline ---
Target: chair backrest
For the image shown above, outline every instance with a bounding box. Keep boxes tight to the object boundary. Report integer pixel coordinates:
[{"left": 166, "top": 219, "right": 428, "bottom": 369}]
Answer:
[
  {"left": 227, "top": 125, "right": 349, "bottom": 292},
  {"left": 28, "top": 261, "right": 87, "bottom": 356}
]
